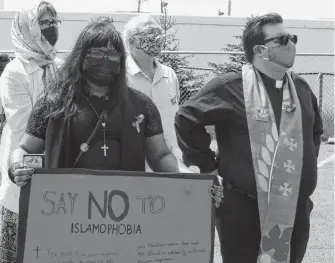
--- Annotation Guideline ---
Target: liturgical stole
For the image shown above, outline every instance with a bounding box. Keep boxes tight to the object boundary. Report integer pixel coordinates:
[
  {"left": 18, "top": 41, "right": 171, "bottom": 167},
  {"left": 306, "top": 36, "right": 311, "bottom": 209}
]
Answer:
[{"left": 242, "top": 64, "right": 303, "bottom": 263}]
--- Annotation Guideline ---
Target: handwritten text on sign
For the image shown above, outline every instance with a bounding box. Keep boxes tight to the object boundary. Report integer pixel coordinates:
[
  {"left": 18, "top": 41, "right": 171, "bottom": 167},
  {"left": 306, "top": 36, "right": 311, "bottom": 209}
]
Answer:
[{"left": 19, "top": 172, "right": 215, "bottom": 263}]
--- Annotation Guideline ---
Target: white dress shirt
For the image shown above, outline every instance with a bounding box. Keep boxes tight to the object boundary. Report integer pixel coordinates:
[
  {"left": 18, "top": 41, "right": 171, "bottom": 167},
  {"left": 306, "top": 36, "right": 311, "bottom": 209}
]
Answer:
[{"left": 126, "top": 55, "right": 180, "bottom": 151}]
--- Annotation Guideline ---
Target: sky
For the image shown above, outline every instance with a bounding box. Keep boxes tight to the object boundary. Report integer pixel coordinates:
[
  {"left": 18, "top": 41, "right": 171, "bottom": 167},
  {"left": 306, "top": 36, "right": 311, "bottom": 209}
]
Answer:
[{"left": 3, "top": 0, "right": 335, "bottom": 20}]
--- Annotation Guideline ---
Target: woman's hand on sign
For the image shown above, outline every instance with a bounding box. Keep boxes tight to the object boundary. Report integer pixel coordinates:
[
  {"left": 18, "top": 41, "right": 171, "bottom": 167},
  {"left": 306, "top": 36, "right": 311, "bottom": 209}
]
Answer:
[
  {"left": 9, "top": 162, "right": 34, "bottom": 187},
  {"left": 209, "top": 170, "right": 223, "bottom": 207}
]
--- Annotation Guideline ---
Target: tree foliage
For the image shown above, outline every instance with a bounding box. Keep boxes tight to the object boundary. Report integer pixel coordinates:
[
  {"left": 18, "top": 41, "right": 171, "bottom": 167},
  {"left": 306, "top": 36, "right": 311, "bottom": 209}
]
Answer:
[
  {"left": 208, "top": 35, "right": 247, "bottom": 75},
  {"left": 157, "top": 15, "right": 208, "bottom": 104}
]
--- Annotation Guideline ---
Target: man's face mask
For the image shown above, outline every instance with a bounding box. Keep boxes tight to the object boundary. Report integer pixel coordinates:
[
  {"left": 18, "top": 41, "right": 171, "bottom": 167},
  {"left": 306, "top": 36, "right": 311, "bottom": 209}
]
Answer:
[
  {"left": 131, "top": 28, "right": 164, "bottom": 57},
  {"left": 83, "top": 49, "right": 122, "bottom": 86},
  {"left": 261, "top": 34, "right": 298, "bottom": 69}
]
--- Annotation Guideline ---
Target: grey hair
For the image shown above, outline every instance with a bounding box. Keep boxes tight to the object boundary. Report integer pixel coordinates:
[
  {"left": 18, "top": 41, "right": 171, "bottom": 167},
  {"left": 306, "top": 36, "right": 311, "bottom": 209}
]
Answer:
[
  {"left": 122, "top": 14, "right": 161, "bottom": 51},
  {"left": 37, "top": 1, "right": 57, "bottom": 20}
]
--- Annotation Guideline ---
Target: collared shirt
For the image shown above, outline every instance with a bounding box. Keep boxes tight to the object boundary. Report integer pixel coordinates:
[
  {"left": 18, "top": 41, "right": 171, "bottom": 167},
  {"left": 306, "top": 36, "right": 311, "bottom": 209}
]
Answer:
[
  {"left": 259, "top": 72, "right": 284, "bottom": 130},
  {"left": 126, "top": 55, "right": 180, "bottom": 150},
  {"left": 175, "top": 71, "right": 323, "bottom": 201}
]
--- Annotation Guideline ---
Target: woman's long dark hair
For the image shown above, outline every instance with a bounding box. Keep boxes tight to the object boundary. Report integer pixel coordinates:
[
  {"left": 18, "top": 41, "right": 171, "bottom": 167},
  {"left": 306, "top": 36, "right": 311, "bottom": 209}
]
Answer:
[{"left": 44, "top": 16, "right": 128, "bottom": 119}]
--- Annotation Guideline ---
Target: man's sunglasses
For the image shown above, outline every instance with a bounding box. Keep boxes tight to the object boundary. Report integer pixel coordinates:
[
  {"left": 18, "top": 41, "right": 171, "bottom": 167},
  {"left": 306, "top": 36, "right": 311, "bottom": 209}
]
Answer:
[{"left": 264, "top": 34, "right": 298, "bottom": 46}]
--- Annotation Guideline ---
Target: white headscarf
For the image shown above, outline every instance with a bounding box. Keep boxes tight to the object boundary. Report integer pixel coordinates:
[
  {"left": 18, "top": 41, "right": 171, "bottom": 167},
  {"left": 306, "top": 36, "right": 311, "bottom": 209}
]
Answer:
[{"left": 11, "top": 7, "right": 58, "bottom": 83}]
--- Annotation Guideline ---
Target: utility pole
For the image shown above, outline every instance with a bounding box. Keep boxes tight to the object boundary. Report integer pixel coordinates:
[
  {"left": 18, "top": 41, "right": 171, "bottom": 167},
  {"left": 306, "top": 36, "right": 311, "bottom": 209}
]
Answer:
[
  {"left": 228, "top": 0, "right": 232, "bottom": 16},
  {"left": 137, "top": 0, "right": 141, "bottom": 12}
]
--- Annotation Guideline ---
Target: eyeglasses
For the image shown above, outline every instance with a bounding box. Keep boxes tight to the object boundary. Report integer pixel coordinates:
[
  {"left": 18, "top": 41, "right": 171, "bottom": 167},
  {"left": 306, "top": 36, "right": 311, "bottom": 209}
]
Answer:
[
  {"left": 264, "top": 34, "right": 298, "bottom": 46},
  {"left": 39, "top": 19, "right": 61, "bottom": 28},
  {"left": 87, "top": 49, "right": 122, "bottom": 61}
]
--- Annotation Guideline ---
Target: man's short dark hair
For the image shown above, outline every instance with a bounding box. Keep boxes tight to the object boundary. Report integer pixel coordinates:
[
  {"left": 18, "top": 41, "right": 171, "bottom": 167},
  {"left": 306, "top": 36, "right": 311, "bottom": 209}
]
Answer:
[{"left": 242, "top": 13, "right": 283, "bottom": 63}]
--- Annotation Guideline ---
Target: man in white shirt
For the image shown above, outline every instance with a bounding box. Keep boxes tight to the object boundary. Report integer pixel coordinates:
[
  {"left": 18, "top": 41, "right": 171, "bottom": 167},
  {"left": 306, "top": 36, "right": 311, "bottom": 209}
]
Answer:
[{"left": 123, "top": 15, "right": 188, "bottom": 171}]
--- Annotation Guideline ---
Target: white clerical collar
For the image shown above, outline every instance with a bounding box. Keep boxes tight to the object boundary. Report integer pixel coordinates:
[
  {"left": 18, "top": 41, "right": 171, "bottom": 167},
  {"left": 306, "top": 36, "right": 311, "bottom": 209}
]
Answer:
[{"left": 275, "top": 80, "right": 283, "bottom": 89}]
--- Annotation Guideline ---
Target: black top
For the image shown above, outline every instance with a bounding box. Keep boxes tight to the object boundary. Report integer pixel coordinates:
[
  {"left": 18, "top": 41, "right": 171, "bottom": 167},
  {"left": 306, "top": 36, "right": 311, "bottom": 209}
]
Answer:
[
  {"left": 175, "top": 71, "right": 323, "bottom": 200},
  {"left": 26, "top": 88, "right": 163, "bottom": 170},
  {"left": 259, "top": 72, "right": 284, "bottom": 130}
]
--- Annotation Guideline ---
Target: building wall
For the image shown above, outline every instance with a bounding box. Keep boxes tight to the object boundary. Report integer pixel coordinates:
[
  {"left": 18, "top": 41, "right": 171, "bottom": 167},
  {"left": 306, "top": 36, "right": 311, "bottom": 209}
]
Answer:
[{"left": 0, "top": 11, "right": 333, "bottom": 73}]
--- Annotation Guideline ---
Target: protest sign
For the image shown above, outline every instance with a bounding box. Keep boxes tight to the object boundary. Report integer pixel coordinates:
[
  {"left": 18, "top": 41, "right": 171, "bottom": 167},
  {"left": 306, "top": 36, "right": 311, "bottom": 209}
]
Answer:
[{"left": 17, "top": 169, "right": 216, "bottom": 263}]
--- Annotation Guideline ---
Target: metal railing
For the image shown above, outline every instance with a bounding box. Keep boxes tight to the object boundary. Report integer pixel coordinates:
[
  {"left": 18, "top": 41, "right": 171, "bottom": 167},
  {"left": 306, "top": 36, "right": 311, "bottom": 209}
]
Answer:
[{"left": 299, "top": 72, "right": 334, "bottom": 138}]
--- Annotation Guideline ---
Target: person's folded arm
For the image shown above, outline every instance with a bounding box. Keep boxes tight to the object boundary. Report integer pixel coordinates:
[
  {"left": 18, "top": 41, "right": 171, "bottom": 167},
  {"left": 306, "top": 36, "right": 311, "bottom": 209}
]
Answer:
[{"left": 175, "top": 76, "right": 233, "bottom": 173}]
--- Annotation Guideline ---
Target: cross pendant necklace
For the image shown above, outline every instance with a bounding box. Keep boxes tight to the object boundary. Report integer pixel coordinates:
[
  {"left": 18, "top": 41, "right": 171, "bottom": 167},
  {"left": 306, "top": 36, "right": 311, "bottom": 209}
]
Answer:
[
  {"left": 101, "top": 121, "right": 109, "bottom": 157},
  {"left": 84, "top": 95, "right": 109, "bottom": 157}
]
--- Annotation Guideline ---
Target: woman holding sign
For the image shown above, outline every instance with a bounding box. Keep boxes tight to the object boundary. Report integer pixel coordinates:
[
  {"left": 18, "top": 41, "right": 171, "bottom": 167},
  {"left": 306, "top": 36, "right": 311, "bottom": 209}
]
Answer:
[{"left": 9, "top": 18, "right": 222, "bottom": 190}]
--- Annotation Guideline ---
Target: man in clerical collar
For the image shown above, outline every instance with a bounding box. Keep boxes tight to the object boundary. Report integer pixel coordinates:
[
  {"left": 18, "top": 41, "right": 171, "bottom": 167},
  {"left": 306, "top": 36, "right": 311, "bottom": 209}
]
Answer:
[
  {"left": 123, "top": 15, "right": 190, "bottom": 172},
  {"left": 175, "top": 13, "right": 323, "bottom": 263}
]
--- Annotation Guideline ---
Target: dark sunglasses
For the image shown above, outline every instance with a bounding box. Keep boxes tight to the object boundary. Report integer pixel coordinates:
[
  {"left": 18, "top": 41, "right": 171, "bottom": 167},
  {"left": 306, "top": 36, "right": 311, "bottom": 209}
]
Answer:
[
  {"left": 264, "top": 34, "right": 298, "bottom": 46},
  {"left": 39, "top": 19, "right": 61, "bottom": 28},
  {"left": 87, "top": 49, "right": 122, "bottom": 61}
]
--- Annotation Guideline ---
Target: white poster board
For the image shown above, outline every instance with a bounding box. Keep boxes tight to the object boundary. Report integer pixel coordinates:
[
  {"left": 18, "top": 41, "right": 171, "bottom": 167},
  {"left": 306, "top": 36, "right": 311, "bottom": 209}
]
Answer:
[{"left": 18, "top": 169, "right": 216, "bottom": 263}]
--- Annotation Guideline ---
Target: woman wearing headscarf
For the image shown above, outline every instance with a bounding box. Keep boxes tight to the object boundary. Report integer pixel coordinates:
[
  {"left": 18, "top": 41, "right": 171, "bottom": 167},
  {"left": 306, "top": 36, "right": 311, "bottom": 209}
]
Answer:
[{"left": 0, "top": 2, "right": 61, "bottom": 262}]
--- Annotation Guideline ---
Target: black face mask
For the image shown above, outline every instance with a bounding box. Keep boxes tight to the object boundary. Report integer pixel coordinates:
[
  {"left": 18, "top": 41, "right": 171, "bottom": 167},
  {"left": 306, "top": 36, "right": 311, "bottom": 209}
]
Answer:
[
  {"left": 41, "top": 26, "right": 58, "bottom": 46},
  {"left": 84, "top": 57, "right": 120, "bottom": 86}
]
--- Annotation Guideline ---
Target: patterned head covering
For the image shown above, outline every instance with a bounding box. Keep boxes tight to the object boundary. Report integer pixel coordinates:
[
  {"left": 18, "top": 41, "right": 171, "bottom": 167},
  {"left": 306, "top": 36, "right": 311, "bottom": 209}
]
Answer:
[{"left": 11, "top": 7, "right": 57, "bottom": 67}]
